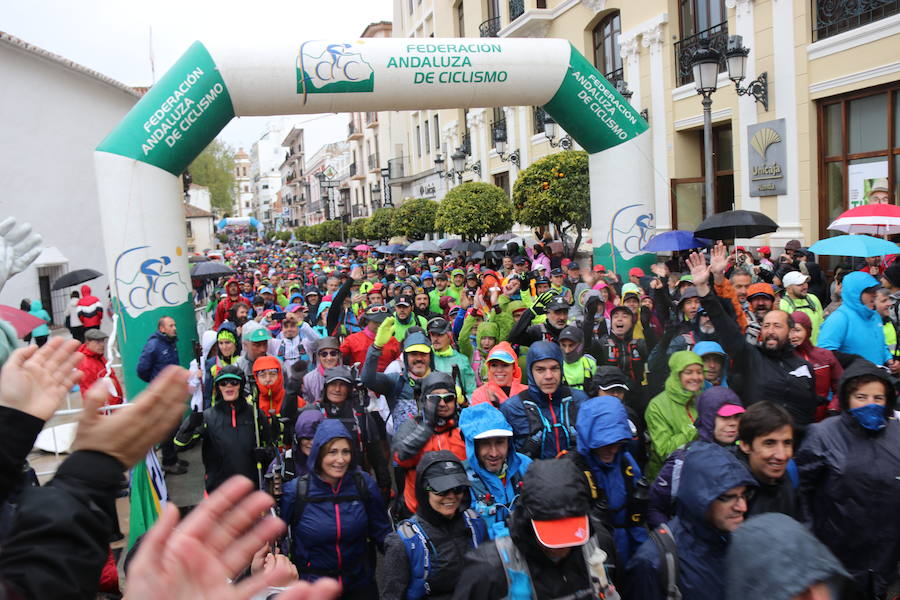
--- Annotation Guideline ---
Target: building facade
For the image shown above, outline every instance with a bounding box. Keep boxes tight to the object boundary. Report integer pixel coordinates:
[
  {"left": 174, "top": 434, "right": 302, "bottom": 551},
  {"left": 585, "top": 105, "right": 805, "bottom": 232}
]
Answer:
[
  {"left": 279, "top": 127, "right": 306, "bottom": 229},
  {"left": 233, "top": 148, "right": 253, "bottom": 218},
  {"left": 250, "top": 121, "right": 292, "bottom": 228},
  {"left": 303, "top": 142, "right": 351, "bottom": 226}
]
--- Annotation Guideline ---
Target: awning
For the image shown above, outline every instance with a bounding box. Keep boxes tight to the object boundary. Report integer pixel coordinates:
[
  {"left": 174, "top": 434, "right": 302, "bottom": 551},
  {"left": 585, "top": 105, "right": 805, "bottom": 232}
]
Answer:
[{"left": 33, "top": 246, "right": 68, "bottom": 267}]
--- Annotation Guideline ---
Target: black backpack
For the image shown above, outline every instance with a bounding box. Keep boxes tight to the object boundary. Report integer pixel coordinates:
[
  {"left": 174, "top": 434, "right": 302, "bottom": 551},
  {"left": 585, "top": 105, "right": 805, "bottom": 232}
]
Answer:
[
  {"left": 289, "top": 470, "right": 371, "bottom": 529},
  {"left": 649, "top": 523, "right": 681, "bottom": 600}
]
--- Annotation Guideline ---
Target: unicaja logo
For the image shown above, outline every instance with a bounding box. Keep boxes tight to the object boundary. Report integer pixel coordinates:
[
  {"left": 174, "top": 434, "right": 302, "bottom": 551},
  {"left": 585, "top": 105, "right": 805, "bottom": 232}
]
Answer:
[
  {"left": 751, "top": 127, "right": 781, "bottom": 160},
  {"left": 296, "top": 41, "right": 375, "bottom": 104}
]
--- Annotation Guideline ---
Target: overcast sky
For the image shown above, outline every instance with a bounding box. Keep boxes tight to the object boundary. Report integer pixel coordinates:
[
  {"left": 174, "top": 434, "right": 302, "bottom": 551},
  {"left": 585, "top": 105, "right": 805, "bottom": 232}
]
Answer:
[{"left": 2, "top": 0, "right": 392, "bottom": 152}]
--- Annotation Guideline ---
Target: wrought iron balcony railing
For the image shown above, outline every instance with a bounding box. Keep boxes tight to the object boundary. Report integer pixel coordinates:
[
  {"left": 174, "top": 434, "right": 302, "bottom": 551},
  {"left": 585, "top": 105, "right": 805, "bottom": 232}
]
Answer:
[
  {"left": 674, "top": 22, "right": 728, "bottom": 87},
  {"left": 812, "top": 0, "right": 900, "bottom": 41}
]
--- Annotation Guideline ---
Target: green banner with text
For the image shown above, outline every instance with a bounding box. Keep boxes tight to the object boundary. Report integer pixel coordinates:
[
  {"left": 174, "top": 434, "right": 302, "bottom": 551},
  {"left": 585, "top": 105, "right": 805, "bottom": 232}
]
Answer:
[
  {"left": 97, "top": 41, "right": 235, "bottom": 176},
  {"left": 543, "top": 43, "right": 648, "bottom": 154}
]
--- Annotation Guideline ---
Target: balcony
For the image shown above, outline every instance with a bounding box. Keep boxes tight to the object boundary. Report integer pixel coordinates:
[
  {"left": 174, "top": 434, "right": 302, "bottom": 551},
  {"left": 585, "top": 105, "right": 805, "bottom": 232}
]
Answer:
[
  {"left": 387, "top": 157, "right": 406, "bottom": 179},
  {"left": 368, "top": 153, "right": 379, "bottom": 172},
  {"left": 604, "top": 66, "right": 625, "bottom": 89},
  {"left": 812, "top": 0, "right": 899, "bottom": 41},
  {"left": 365, "top": 111, "right": 378, "bottom": 127},
  {"left": 479, "top": 16, "right": 502, "bottom": 37},
  {"left": 352, "top": 204, "right": 369, "bottom": 218},
  {"left": 509, "top": 0, "right": 525, "bottom": 21},
  {"left": 350, "top": 162, "right": 366, "bottom": 180},
  {"left": 347, "top": 121, "right": 363, "bottom": 141},
  {"left": 674, "top": 22, "right": 728, "bottom": 87},
  {"left": 309, "top": 200, "right": 322, "bottom": 213}
]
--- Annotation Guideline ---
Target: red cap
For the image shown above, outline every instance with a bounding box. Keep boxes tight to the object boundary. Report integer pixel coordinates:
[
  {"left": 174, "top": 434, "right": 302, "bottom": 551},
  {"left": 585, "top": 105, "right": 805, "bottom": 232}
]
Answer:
[
  {"left": 736, "top": 246, "right": 747, "bottom": 252},
  {"left": 629, "top": 267, "right": 645, "bottom": 277},
  {"left": 593, "top": 264, "right": 606, "bottom": 272},
  {"left": 758, "top": 246, "right": 771, "bottom": 256},
  {"left": 531, "top": 515, "right": 590, "bottom": 548},
  {"left": 561, "top": 258, "right": 571, "bottom": 267}
]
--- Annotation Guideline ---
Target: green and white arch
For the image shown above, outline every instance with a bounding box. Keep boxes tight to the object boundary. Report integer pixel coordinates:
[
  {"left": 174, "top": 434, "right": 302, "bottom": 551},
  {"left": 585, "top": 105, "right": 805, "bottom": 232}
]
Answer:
[{"left": 94, "top": 38, "right": 648, "bottom": 396}]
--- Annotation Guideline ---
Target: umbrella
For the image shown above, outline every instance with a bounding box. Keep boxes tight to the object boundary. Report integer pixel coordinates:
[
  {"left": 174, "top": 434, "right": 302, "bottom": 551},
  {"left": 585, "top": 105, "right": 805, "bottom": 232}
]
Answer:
[
  {"left": 491, "top": 233, "right": 517, "bottom": 243},
  {"left": 374, "top": 245, "right": 393, "bottom": 254},
  {"left": 353, "top": 244, "right": 371, "bottom": 251},
  {"left": 190, "top": 261, "right": 236, "bottom": 279},
  {"left": 470, "top": 251, "right": 485, "bottom": 261},
  {"left": 51, "top": 268, "right": 103, "bottom": 291},
  {"left": 450, "top": 241, "right": 485, "bottom": 253},
  {"left": 328, "top": 241, "right": 344, "bottom": 249},
  {"left": 404, "top": 240, "right": 442, "bottom": 254},
  {"left": 486, "top": 242, "right": 509, "bottom": 253},
  {"left": 694, "top": 210, "right": 778, "bottom": 240},
  {"left": 386, "top": 244, "right": 407, "bottom": 254},
  {"left": 188, "top": 255, "right": 209, "bottom": 263},
  {"left": 808, "top": 234, "right": 899, "bottom": 258},
  {"left": 640, "top": 230, "right": 712, "bottom": 252},
  {"left": 0, "top": 305, "right": 45, "bottom": 337},
  {"left": 438, "top": 239, "right": 459, "bottom": 250},
  {"left": 828, "top": 204, "right": 900, "bottom": 236}
]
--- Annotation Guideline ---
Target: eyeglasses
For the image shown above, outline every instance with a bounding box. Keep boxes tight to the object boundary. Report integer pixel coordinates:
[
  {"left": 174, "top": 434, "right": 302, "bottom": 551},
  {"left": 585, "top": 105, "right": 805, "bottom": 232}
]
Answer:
[
  {"left": 427, "top": 392, "right": 457, "bottom": 405},
  {"left": 367, "top": 305, "right": 390, "bottom": 313},
  {"left": 426, "top": 485, "right": 466, "bottom": 497},
  {"left": 318, "top": 350, "right": 340, "bottom": 358},
  {"left": 715, "top": 491, "right": 752, "bottom": 505},
  {"left": 218, "top": 380, "right": 241, "bottom": 388},
  {"left": 256, "top": 368, "right": 280, "bottom": 376}
]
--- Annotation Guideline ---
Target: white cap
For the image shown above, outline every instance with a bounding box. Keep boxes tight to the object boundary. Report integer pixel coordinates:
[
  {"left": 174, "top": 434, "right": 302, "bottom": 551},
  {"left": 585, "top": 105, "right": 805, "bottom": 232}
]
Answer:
[
  {"left": 782, "top": 271, "right": 810, "bottom": 287},
  {"left": 473, "top": 428, "right": 513, "bottom": 440}
]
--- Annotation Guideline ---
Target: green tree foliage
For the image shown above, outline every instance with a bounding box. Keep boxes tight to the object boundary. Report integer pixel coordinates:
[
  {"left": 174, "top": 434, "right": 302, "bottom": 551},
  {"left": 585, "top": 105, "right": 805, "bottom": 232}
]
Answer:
[
  {"left": 513, "top": 150, "right": 590, "bottom": 257},
  {"left": 435, "top": 182, "right": 513, "bottom": 241},
  {"left": 366, "top": 207, "right": 396, "bottom": 242},
  {"left": 293, "top": 225, "right": 309, "bottom": 241},
  {"left": 319, "top": 220, "right": 343, "bottom": 242},
  {"left": 393, "top": 198, "right": 439, "bottom": 240},
  {"left": 347, "top": 217, "right": 370, "bottom": 241},
  {"left": 273, "top": 231, "right": 292, "bottom": 243},
  {"left": 188, "top": 139, "right": 236, "bottom": 213}
]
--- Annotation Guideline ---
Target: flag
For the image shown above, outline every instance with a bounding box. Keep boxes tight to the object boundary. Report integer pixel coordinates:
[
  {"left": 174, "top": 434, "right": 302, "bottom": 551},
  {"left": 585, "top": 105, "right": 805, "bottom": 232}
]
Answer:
[{"left": 128, "top": 450, "right": 168, "bottom": 549}]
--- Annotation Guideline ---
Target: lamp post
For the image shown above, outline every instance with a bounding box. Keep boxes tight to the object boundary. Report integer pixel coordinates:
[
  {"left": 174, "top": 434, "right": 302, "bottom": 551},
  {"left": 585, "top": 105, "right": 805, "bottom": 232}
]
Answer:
[
  {"left": 542, "top": 114, "right": 573, "bottom": 150},
  {"left": 379, "top": 166, "right": 393, "bottom": 208},
  {"left": 492, "top": 124, "right": 520, "bottom": 168},
  {"left": 435, "top": 150, "right": 481, "bottom": 184}
]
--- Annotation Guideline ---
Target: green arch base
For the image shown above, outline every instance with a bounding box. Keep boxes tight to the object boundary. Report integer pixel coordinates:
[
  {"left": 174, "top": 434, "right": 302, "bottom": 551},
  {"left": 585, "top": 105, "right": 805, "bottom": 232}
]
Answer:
[{"left": 593, "top": 244, "right": 657, "bottom": 276}]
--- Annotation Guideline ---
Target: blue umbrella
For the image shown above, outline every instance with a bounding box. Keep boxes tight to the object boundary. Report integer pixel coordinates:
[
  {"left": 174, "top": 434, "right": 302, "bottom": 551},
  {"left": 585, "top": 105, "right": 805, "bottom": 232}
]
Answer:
[
  {"left": 386, "top": 244, "right": 407, "bottom": 253},
  {"left": 808, "top": 234, "right": 899, "bottom": 258},
  {"left": 640, "top": 230, "right": 711, "bottom": 252}
]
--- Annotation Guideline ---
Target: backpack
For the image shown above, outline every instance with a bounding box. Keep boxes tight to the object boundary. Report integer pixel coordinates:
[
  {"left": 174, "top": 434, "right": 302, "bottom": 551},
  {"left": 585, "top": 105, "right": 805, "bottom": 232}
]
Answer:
[
  {"left": 289, "top": 470, "right": 371, "bottom": 530},
  {"left": 397, "top": 509, "right": 487, "bottom": 600},
  {"left": 519, "top": 389, "right": 577, "bottom": 459},
  {"left": 648, "top": 523, "right": 681, "bottom": 600}
]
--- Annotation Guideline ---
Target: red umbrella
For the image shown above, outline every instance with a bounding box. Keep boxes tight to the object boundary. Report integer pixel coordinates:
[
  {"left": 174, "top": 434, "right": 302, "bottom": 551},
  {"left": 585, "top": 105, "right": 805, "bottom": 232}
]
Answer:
[
  {"left": 829, "top": 204, "right": 900, "bottom": 236},
  {"left": 0, "top": 305, "right": 46, "bottom": 337}
]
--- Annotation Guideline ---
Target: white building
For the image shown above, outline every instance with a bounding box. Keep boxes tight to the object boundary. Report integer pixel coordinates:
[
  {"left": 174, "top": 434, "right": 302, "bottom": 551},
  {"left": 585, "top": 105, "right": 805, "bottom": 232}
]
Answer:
[
  {"left": 0, "top": 32, "right": 140, "bottom": 327},
  {"left": 279, "top": 127, "right": 306, "bottom": 229},
  {"left": 233, "top": 148, "right": 253, "bottom": 218},
  {"left": 304, "top": 142, "right": 351, "bottom": 225},
  {"left": 185, "top": 203, "right": 216, "bottom": 254},
  {"left": 251, "top": 121, "right": 293, "bottom": 227}
]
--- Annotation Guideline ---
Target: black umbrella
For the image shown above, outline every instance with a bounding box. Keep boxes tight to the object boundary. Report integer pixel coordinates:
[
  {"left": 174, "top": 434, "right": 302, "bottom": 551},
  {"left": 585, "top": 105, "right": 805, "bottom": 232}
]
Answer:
[
  {"left": 451, "top": 241, "right": 486, "bottom": 253},
  {"left": 190, "top": 261, "right": 235, "bottom": 280},
  {"left": 486, "top": 242, "right": 508, "bottom": 253},
  {"left": 188, "top": 255, "right": 209, "bottom": 263},
  {"left": 694, "top": 210, "right": 778, "bottom": 240},
  {"left": 51, "top": 268, "right": 103, "bottom": 291}
]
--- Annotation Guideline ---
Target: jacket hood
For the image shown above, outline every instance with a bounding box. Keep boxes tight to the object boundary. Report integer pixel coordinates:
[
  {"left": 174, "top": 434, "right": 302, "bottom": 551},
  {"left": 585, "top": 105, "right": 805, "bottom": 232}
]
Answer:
[
  {"left": 200, "top": 330, "right": 218, "bottom": 360},
  {"left": 693, "top": 341, "right": 726, "bottom": 359},
  {"left": 664, "top": 351, "right": 704, "bottom": 405},
  {"left": 841, "top": 271, "right": 880, "bottom": 321},
  {"left": 475, "top": 320, "right": 499, "bottom": 346},
  {"left": 459, "top": 402, "right": 527, "bottom": 491},
  {"left": 485, "top": 342, "right": 522, "bottom": 385},
  {"left": 726, "top": 513, "right": 849, "bottom": 600},
  {"left": 838, "top": 358, "right": 897, "bottom": 415},
  {"left": 575, "top": 396, "right": 632, "bottom": 457},
  {"left": 307, "top": 419, "right": 353, "bottom": 475},
  {"left": 414, "top": 450, "right": 467, "bottom": 522},
  {"left": 29, "top": 300, "right": 43, "bottom": 312},
  {"left": 81, "top": 285, "right": 92, "bottom": 297},
  {"left": 675, "top": 443, "right": 756, "bottom": 527},
  {"left": 217, "top": 321, "right": 238, "bottom": 336},
  {"left": 525, "top": 341, "right": 564, "bottom": 398},
  {"left": 294, "top": 408, "right": 324, "bottom": 442},
  {"left": 520, "top": 458, "right": 591, "bottom": 520},
  {"left": 694, "top": 387, "right": 742, "bottom": 442},
  {"left": 420, "top": 370, "right": 456, "bottom": 397}
]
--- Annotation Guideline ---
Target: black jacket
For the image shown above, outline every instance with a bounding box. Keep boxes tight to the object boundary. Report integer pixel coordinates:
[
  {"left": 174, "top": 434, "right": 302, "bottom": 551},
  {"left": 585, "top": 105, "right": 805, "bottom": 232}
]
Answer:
[
  {"left": 700, "top": 291, "right": 818, "bottom": 429},
  {"left": 732, "top": 448, "right": 799, "bottom": 519},
  {"left": 507, "top": 307, "right": 563, "bottom": 347}
]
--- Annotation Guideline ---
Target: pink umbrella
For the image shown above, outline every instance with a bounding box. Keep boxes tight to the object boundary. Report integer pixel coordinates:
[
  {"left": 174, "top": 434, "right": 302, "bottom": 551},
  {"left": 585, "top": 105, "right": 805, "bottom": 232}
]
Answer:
[
  {"left": 353, "top": 244, "right": 371, "bottom": 251},
  {"left": 328, "top": 241, "right": 344, "bottom": 248},
  {"left": 0, "top": 305, "right": 45, "bottom": 338},
  {"left": 829, "top": 204, "right": 900, "bottom": 236}
]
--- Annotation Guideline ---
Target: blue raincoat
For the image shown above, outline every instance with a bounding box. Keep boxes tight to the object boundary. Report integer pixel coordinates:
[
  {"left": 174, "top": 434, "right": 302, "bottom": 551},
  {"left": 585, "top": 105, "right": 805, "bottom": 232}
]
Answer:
[{"left": 818, "top": 271, "right": 890, "bottom": 366}]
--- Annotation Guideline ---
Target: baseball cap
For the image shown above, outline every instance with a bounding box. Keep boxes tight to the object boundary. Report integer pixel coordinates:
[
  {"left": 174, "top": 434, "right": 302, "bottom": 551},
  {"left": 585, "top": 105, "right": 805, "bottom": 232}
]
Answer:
[
  {"left": 550, "top": 267, "right": 564, "bottom": 276},
  {"left": 323, "top": 366, "right": 353, "bottom": 385},
  {"left": 678, "top": 286, "right": 700, "bottom": 302},
  {"left": 593, "top": 264, "right": 606, "bottom": 273},
  {"left": 628, "top": 267, "right": 645, "bottom": 278},
  {"left": 512, "top": 256, "right": 527, "bottom": 265},
  {"left": 259, "top": 286, "right": 273, "bottom": 295},
  {"left": 782, "top": 271, "right": 810, "bottom": 287},
  {"left": 594, "top": 366, "right": 630, "bottom": 391},
  {"left": 395, "top": 294, "right": 413, "bottom": 307},
  {"left": 545, "top": 296, "right": 571, "bottom": 312},
  {"left": 315, "top": 336, "right": 340, "bottom": 352},
  {"left": 522, "top": 460, "right": 591, "bottom": 549},
  {"left": 567, "top": 262, "right": 580, "bottom": 270},
  {"left": 451, "top": 268, "right": 465, "bottom": 278},
  {"left": 758, "top": 246, "right": 771, "bottom": 255},
  {"left": 718, "top": 404, "right": 746, "bottom": 417},
  {"left": 746, "top": 282, "right": 775, "bottom": 300},
  {"left": 422, "top": 455, "right": 471, "bottom": 494},
  {"left": 486, "top": 348, "right": 516, "bottom": 364},
  {"left": 84, "top": 328, "right": 109, "bottom": 341},
  {"left": 434, "top": 271, "right": 448, "bottom": 280},
  {"left": 426, "top": 316, "right": 452, "bottom": 334},
  {"left": 534, "top": 263, "right": 548, "bottom": 272},
  {"left": 558, "top": 325, "right": 583, "bottom": 343},
  {"left": 421, "top": 271, "right": 433, "bottom": 280},
  {"left": 246, "top": 328, "right": 272, "bottom": 343}
]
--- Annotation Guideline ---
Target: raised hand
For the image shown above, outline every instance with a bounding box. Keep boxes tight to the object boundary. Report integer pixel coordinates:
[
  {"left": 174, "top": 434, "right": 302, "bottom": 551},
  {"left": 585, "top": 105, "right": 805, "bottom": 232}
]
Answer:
[
  {"left": 686, "top": 252, "right": 711, "bottom": 292},
  {"left": 0, "top": 338, "right": 83, "bottom": 421},
  {"left": 650, "top": 262, "right": 669, "bottom": 279},
  {"left": 0, "top": 218, "right": 42, "bottom": 291},
  {"left": 709, "top": 242, "right": 729, "bottom": 277},
  {"left": 349, "top": 265, "right": 364, "bottom": 281}
]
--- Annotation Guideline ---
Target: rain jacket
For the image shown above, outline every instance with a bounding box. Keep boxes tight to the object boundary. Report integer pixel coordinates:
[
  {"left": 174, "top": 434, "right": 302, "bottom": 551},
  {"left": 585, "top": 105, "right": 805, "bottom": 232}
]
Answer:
[
  {"left": 469, "top": 342, "right": 528, "bottom": 407},
  {"left": 76, "top": 285, "right": 103, "bottom": 328},
  {"left": 203, "top": 322, "right": 240, "bottom": 408},
  {"left": 27, "top": 300, "right": 50, "bottom": 337},
  {"left": 253, "top": 355, "right": 299, "bottom": 443},
  {"left": 692, "top": 340, "right": 729, "bottom": 388},
  {"left": 136, "top": 330, "right": 180, "bottom": 383},
  {"left": 644, "top": 351, "right": 702, "bottom": 481},
  {"left": 459, "top": 403, "right": 532, "bottom": 537},
  {"left": 500, "top": 342, "right": 588, "bottom": 459},
  {"left": 291, "top": 409, "right": 324, "bottom": 478},
  {"left": 795, "top": 360, "right": 900, "bottom": 597},
  {"left": 213, "top": 279, "right": 243, "bottom": 328},
  {"left": 818, "top": 271, "right": 891, "bottom": 366},
  {"left": 626, "top": 443, "right": 756, "bottom": 600},
  {"left": 76, "top": 343, "right": 123, "bottom": 405},
  {"left": 647, "top": 387, "right": 741, "bottom": 527},
  {"left": 725, "top": 513, "right": 849, "bottom": 600},
  {"left": 361, "top": 331, "right": 433, "bottom": 434},
  {"left": 433, "top": 346, "right": 477, "bottom": 399},
  {"left": 576, "top": 396, "right": 649, "bottom": 564},
  {"left": 280, "top": 420, "right": 391, "bottom": 591}
]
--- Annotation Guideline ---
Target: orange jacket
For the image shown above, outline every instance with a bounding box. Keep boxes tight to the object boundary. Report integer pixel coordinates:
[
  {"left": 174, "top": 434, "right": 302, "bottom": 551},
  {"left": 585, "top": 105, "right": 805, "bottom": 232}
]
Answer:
[
  {"left": 469, "top": 342, "right": 527, "bottom": 407},
  {"left": 395, "top": 425, "right": 466, "bottom": 514},
  {"left": 714, "top": 278, "right": 748, "bottom": 333}
]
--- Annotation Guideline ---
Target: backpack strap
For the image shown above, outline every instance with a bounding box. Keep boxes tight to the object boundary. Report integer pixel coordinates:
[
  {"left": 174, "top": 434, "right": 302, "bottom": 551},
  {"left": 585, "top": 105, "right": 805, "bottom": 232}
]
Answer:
[
  {"left": 289, "top": 472, "right": 370, "bottom": 530},
  {"left": 648, "top": 523, "right": 682, "bottom": 600},
  {"left": 290, "top": 474, "right": 310, "bottom": 530},
  {"left": 495, "top": 535, "right": 535, "bottom": 600},
  {"left": 397, "top": 517, "right": 435, "bottom": 600}
]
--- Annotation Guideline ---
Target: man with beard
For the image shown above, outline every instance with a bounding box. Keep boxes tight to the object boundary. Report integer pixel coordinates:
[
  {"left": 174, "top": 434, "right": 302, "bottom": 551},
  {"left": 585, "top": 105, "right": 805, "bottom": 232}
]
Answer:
[
  {"left": 394, "top": 294, "right": 429, "bottom": 341},
  {"left": 744, "top": 283, "right": 776, "bottom": 344},
  {"left": 224, "top": 301, "right": 250, "bottom": 338},
  {"left": 508, "top": 293, "right": 570, "bottom": 346},
  {"left": 689, "top": 248, "right": 818, "bottom": 435},
  {"left": 779, "top": 271, "right": 824, "bottom": 344},
  {"left": 414, "top": 289, "right": 441, "bottom": 321}
]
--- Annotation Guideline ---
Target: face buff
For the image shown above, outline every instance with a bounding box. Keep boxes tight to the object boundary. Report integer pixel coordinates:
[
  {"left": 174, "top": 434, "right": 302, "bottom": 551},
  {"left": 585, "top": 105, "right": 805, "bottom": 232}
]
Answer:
[{"left": 849, "top": 403, "right": 886, "bottom": 432}]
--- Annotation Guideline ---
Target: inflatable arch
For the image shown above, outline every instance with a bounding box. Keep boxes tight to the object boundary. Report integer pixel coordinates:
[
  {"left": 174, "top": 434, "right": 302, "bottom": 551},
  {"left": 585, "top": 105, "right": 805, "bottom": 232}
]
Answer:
[
  {"left": 94, "top": 38, "right": 647, "bottom": 396},
  {"left": 217, "top": 216, "right": 264, "bottom": 233}
]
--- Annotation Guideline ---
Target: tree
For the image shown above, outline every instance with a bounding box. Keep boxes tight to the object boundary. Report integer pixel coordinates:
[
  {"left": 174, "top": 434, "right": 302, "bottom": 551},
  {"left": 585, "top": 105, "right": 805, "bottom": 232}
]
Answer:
[
  {"left": 347, "top": 217, "right": 370, "bottom": 241},
  {"left": 319, "top": 220, "right": 343, "bottom": 242},
  {"left": 393, "top": 198, "right": 439, "bottom": 240},
  {"left": 366, "top": 207, "right": 396, "bottom": 242},
  {"left": 273, "top": 231, "right": 292, "bottom": 243},
  {"left": 434, "top": 182, "right": 513, "bottom": 241},
  {"left": 293, "top": 225, "right": 309, "bottom": 241},
  {"left": 188, "top": 139, "right": 236, "bottom": 213},
  {"left": 513, "top": 150, "right": 590, "bottom": 257}
]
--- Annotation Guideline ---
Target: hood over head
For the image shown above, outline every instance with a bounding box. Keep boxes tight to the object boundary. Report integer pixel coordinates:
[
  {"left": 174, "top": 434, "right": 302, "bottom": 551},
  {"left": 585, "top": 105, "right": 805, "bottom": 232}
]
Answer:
[
  {"left": 675, "top": 443, "right": 756, "bottom": 526},
  {"left": 475, "top": 320, "right": 499, "bottom": 345},
  {"left": 200, "top": 330, "right": 218, "bottom": 360},
  {"left": 420, "top": 370, "right": 456, "bottom": 397},
  {"left": 838, "top": 358, "right": 897, "bottom": 415},
  {"left": 484, "top": 342, "right": 522, "bottom": 385},
  {"left": 841, "top": 271, "right": 881, "bottom": 321},
  {"left": 29, "top": 299, "right": 43, "bottom": 312},
  {"left": 663, "top": 351, "right": 704, "bottom": 405},
  {"left": 525, "top": 341, "right": 564, "bottom": 399},
  {"left": 575, "top": 396, "right": 632, "bottom": 457},
  {"left": 294, "top": 408, "right": 324, "bottom": 442},
  {"left": 693, "top": 340, "right": 726, "bottom": 359},
  {"left": 459, "top": 403, "right": 522, "bottom": 483},
  {"left": 307, "top": 418, "right": 354, "bottom": 476},
  {"left": 520, "top": 458, "right": 591, "bottom": 521},
  {"left": 694, "top": 387, "right": 743, "bottom": 442},
  {"left": 726, "top": 513, "right": 849, "bottom": 600},
  {"left": 414, "top": 450, "right": 470, "bottom": 522}
]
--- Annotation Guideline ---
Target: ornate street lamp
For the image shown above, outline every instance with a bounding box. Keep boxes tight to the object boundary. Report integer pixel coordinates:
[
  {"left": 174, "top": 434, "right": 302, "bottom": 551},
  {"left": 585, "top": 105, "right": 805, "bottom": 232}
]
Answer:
[{"left": 543, "top": 114, "right": 573, "bottom": 150}]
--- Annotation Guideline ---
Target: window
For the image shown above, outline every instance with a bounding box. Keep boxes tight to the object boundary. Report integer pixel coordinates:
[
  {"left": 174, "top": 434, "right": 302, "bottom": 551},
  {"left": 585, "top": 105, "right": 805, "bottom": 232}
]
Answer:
[
  {"left": 675, "top": 0, "right": 728, "bottom": 86},
  {"left": 817, "top": 84, "right": 900, "bottom": 240},
  {"left": 592, "top": 11, "right": 622, "bottom": 81},
  {"left": 457, "top": 2, "right": 465, "bottom": 36},
  {"left": 434, "top": 115, "right": 441, "bottom": 150},
  {"left": 679, "top": 0, "right": 726, "bottom": 38},
  {"left": 670, "top": 124, "right": 734, "bottom": 229},
  {"left": 424, "top": 117, "right": 431, "bottom": 155},
  {"left": 416, "top": 125, "right": 422, "bottom": 158},
  {"left": 533, "top": 106, "right": 547, "bottom": 134},
  {"left": 493, "top": 172, "right": 510, "bottom": 196},
  {"left": 812, "top": 0, "right": 900, "bottom": 41}
]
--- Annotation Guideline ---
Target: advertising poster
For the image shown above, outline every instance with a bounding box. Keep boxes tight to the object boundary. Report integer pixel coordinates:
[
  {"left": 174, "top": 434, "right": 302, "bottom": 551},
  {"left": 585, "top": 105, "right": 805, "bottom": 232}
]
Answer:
[{"left": 848, "top": 161, "right": 888, "bottom": 208}]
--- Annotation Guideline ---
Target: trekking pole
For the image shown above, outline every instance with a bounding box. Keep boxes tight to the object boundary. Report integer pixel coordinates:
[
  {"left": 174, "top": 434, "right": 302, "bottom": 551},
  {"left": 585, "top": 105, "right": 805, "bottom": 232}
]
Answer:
[{"left": 250, "top": 395, "right": 265, "bottom": 492}]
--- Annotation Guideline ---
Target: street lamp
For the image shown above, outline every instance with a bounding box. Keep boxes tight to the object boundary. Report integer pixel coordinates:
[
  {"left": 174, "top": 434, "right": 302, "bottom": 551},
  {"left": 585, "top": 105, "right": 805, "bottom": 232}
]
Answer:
[
  {"left": 435, "top": 150, "right": 481, "bottom": 183},
  {"left": 379, "top": 166, "right": 393, "bottom": 207},
  {"left": 725, "top": 35, "right": 769, "bottom": 111},
  {"left": 690, "top": 37, "right": 721, "bottom": 220},
  {"left": 542, "top": 114, "right": 573, "bottom": 150},
  {"left": 492, "top": 125, "right": 520, "bottom": 168}
]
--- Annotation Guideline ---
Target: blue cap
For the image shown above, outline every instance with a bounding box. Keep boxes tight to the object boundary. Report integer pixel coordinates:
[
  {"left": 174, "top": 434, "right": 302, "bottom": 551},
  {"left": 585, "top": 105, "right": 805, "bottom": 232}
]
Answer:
[{"left": 421, "top": 271, "right": 433, "bottom": 280}]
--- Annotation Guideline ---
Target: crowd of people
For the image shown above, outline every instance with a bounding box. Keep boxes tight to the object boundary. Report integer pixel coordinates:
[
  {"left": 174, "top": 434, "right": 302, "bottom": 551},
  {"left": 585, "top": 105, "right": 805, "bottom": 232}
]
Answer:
[{"left": 2, "top": 231, "right": 900, "bottom": 599}]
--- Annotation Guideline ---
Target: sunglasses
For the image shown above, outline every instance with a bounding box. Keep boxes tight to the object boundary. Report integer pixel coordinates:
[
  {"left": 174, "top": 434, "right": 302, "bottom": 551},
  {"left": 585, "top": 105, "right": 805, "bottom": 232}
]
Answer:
[
  {"left": 367, "top": 305, "right": 390, "bottom": 313},
  {"left": 426, "top": 392, "right": 457, "bottom": 405},
  {"left": 426, "top": 485, "right": 466, "bottom": 497},
  {"left": 218, "top": 380, "right": 241, "bottom": 388},
  {"left": 256, "top": 368, "right": 280, "bottom": 376},
  {"left": 318, "top": 350, "right": 340, "bottom": 358}
]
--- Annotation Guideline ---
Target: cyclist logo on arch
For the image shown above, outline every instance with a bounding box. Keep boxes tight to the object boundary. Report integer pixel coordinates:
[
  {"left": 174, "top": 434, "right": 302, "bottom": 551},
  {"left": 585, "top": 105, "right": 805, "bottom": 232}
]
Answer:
[{"left": 114, "top": 246, "right": 189, "bottom": 318}]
